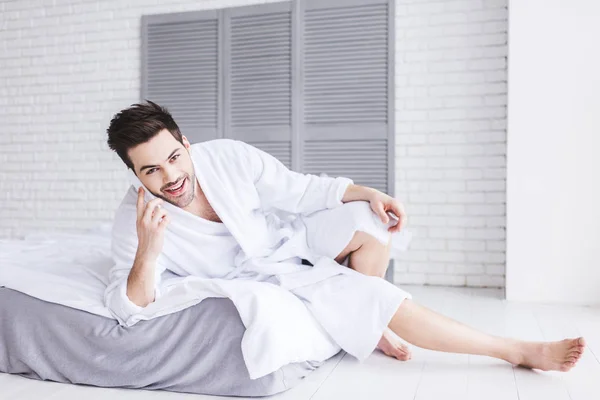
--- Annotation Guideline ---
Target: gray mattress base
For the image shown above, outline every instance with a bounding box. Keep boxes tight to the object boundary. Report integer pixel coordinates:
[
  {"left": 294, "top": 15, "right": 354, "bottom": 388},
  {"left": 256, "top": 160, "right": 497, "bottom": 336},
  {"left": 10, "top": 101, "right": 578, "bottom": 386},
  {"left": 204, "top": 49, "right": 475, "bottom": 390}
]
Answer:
[{"left": 0, "top": 287, "right": 329, "bottom": 397}]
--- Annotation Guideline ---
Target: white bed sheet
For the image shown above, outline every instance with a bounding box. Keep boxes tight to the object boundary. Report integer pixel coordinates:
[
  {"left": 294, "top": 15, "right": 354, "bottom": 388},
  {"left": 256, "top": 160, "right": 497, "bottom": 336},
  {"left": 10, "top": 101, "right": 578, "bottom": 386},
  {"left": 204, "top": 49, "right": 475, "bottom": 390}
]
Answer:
[{"left": 0, "top": 224, "right": 117, "bottom": 319}]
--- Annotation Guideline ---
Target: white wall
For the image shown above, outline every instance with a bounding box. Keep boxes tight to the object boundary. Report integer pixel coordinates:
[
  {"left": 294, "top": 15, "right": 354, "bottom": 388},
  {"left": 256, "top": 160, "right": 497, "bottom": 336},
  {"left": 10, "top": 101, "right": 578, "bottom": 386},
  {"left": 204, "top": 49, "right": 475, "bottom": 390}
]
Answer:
[
  {"left": 394, "top": 0, "right": 508, "bottom": 288},
  {"left": 0, "top": 0, "right": 508, "bottom": 288},
  {"left": 0, "top": 0, "right": 286, "bottom": 236},
  {"left": 506, "top": 0, "right": 600, "bottom": 305}
]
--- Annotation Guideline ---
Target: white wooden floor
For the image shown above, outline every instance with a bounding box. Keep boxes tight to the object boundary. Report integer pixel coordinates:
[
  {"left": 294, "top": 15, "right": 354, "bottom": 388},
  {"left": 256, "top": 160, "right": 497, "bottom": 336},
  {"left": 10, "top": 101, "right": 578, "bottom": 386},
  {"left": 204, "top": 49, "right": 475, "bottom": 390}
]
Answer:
[{"left": 1, "top": 285, "right": 599, "bottom": 400}]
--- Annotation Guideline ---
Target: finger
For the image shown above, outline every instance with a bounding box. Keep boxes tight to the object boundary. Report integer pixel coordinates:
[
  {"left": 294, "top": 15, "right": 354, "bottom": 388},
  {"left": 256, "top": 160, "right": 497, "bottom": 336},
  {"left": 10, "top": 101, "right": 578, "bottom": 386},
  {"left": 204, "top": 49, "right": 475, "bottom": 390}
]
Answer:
[
  {"left": 388, "top": 204, "right": 405, "bottom": 233},
  {"left": 151, "top": 208, "right": 167, "bottom": 225},
  {"left": 388, "top": 216, "right": 401, "bottom": 233},
  {"left": 389, "top": 216, "right": 403, "bottom": 233},
  {"left": 398, "top": 209, "right": 407, "bottom": 232},
  {"left": 150, "top": 201, "right": 165, "bottom": 219},
  {"left": 390, "top": 201, "right": 407, "bottom": 230},
  {"left": 378, "top": 203, "right": 389, "bottom": 224},
  {"left": 158, "top": 213, "right": 170, "bottom": 229},
  {"left": 143, "top": 200, "right": 163, "bottom": 224},
  {"left": 151, "top": 203, "right": 161, "bottom": 219},
  {"left": 388, "top": 217, "right": 400, "bottom": 233},
  {"left": 146, "top": 198, "right": 164, "bottom": 215},
  {"left": 136, "top": 187, "right": 145, "bottom": 220},
  {"left": 400, "top": 214, "right": 407, "bottom": 232}
]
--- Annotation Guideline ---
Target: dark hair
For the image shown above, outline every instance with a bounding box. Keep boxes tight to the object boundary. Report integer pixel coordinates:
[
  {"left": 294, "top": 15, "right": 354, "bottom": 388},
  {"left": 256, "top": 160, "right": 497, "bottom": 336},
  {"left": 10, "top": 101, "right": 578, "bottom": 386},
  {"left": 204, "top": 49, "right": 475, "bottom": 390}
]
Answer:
[{"left": 106, "top": 100, "right": 183, "bottom": 171}]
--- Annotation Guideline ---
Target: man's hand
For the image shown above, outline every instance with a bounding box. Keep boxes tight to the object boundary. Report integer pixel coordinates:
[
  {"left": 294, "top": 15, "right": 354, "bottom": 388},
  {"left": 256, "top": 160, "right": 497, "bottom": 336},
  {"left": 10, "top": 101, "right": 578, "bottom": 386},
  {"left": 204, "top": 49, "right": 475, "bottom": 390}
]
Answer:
[
  {"left": 136, "top": 186, "right": 170, "bottom": 260},
  {"left": 367, "top": 190, "right": 407, "bottom": 233}
]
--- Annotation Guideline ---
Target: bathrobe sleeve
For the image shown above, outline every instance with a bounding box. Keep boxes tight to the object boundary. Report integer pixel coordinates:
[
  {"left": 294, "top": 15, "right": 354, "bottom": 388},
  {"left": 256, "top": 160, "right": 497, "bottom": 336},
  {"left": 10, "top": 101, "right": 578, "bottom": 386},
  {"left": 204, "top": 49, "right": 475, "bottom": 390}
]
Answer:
[
  {"left": 236, "top": 140, "right": 354, "bottom": 215},
  {"left": 104, "top": 202, "right": 165, "bottom": 327}
]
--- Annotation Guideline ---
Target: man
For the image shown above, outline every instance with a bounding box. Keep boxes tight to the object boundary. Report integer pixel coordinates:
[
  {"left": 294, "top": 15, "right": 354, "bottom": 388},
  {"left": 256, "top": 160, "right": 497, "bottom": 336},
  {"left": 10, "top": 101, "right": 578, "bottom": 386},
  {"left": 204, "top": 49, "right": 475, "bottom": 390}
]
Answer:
[{"left": 105, "top": 100, "right": 584, "bottom": 374}]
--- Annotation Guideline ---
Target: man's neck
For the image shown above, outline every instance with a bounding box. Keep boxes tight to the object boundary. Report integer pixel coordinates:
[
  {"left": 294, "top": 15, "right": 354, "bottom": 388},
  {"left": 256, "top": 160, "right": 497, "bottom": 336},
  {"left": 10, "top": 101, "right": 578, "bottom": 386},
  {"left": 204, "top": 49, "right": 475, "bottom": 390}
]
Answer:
[{"left": 182, "top": 178, "right": 213, "bottom": 220}]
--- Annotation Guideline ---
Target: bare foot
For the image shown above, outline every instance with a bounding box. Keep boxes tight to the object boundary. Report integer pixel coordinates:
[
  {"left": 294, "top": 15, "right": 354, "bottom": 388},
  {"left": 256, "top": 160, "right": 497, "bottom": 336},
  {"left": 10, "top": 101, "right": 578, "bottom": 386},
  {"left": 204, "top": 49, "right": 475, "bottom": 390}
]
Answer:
[
  {"left": 377, "top": 327, "right": 412, "bottom": 361},
  {"left": 510, "top": 337, "right": 586, "bottom": 372}
]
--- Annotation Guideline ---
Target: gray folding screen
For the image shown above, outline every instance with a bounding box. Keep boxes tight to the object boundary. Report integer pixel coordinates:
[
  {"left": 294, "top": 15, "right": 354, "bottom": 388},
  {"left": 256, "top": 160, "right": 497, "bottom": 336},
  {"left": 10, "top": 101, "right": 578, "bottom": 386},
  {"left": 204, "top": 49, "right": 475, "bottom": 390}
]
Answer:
[
  {"left": 142, "top": 0, "right": 394, "bottom": 195},
  {"left": 224, "top": 2, "right": 294, "bottom": 167},
  {"left": 143, "top": 11, "right": 220, "bottom": 144}
]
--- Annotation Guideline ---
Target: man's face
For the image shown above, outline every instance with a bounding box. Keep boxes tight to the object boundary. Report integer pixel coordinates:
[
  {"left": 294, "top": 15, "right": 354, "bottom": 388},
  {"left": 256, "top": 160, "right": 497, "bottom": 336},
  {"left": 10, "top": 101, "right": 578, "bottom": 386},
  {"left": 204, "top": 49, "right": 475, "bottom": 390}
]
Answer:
[{"left": 128, "top": 128, "right": 196, "bottom": 209}]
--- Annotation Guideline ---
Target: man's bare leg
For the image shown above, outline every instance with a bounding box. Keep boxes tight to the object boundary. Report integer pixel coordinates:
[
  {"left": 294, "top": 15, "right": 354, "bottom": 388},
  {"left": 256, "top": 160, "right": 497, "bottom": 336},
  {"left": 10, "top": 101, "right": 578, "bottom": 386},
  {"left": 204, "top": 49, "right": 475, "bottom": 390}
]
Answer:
[
  {"left": 388, "top": 298, "right": 586, "bottom": 372},
  {"left": 336, "top": 231, "right": 586, "bottom": 370},
  {"left": 335, "top": 230, "right": 412, "bottom": 360}
]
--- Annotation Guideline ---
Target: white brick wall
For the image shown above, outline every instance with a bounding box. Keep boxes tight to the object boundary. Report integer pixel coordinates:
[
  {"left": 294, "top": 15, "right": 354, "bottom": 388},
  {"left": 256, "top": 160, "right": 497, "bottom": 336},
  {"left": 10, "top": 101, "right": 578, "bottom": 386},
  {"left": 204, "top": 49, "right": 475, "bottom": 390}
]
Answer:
[
  {"left": 0, "top": 0, "right": 283, "bottom": 238},
  {"left": 394, "top": 0, "right": 507, "bottom": 288},
  {"left": 0, "top": 0, "right": 507, "bottom": 288}
]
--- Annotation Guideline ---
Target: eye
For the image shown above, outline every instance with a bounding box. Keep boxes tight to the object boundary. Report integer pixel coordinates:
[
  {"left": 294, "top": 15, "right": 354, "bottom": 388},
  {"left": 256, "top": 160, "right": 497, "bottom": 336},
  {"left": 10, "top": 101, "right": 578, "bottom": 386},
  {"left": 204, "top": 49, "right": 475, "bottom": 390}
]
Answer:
[{"left": 146, "top": 155, "right": 180, "bottom": 175}]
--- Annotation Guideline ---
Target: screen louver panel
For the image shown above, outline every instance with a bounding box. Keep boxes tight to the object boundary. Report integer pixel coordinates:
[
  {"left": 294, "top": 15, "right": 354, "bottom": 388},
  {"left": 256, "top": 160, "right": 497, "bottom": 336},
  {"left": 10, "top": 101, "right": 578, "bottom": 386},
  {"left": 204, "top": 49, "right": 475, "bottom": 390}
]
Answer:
[
  {"left": 303, "top": 2, "right": 388, "bottom": 125},
  {"left": 246, "top": 140, "right": 292, "bottom": 169},
  {"left": 225, "top": 3, "right": 292, "bottom": 168},
  {"left": 144, "top": 17, "right": 219, "bottom": 143},
  {"left": 301, "top": 0, "right": 392, "bottom": 194},
  {"left": 303, "top": 139, "right": 388, "bottom": 193}
]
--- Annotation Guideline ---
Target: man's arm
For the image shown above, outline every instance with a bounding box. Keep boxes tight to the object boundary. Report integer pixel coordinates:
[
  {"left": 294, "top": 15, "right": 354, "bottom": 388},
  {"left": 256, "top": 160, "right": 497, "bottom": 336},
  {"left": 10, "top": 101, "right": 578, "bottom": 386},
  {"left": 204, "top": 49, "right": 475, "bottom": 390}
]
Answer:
[
  {"left": 126, "top": 251, "right": 159, "bottom": 307},
  {"left": 237, "top": 140, "right": 354, "bottom": 215},
  {"left": 104, "top": 257, "right": 162, "bottom": 327},
  {"left": 343, "top": 182, "right": 408, "bottom": 231},
  {"left": 104, "top": 202, "right": 165, "bottom": 327},
  {"left": 341, "top": 183, "right": 378, "bottom": 204}
]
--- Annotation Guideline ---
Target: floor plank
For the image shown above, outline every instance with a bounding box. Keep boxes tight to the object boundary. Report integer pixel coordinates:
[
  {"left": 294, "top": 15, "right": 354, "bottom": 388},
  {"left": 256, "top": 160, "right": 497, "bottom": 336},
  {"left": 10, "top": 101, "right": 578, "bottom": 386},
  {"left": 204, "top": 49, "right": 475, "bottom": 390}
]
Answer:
[
  {"left": 0, "top": 373, "right": 73, "bottom": 399},
  {"left": 465, "top": 289, "right": 519, "bottom": 400},
  {"left": 268, "top": 351, "right": 345, "bottom": 400},
  {"left": 504, "top": 302, "right": 571, "bottom": 400},
  {"left": 310, "top": 351, "right": 425, "bottom": 400},
  {"left": 537, "top": 303, "right": 600, "bottom": 400},
  {"left": 413, "top": 287, "right": 471, "bottom": 400}
]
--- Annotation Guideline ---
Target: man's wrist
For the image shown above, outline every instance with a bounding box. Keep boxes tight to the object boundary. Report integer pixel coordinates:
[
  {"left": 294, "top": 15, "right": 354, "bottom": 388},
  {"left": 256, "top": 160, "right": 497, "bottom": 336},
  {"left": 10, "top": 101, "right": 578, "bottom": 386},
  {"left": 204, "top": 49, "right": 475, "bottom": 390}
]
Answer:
[
  {"left": 342, "top": 183, "right": 377, "bottom": 203},
  {"left": 134, "top": 249, "right": 158, "bottom": 267}
]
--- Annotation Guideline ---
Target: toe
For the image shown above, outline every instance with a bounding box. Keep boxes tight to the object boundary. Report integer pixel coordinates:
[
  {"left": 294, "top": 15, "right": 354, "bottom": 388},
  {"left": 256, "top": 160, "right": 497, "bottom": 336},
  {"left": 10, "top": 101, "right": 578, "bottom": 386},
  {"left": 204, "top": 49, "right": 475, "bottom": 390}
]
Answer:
[
  {"left": 569, "top": 339, "right": 581, "bottom": 348},
  {"left": 567, "top": 350, "right": 582, "bottom": 358},
  {"left": 560, "top": 363, "right": 572, "bottom": 372},
  {"left": 398, "top": 347, "right": 411, "bottom": 361}
]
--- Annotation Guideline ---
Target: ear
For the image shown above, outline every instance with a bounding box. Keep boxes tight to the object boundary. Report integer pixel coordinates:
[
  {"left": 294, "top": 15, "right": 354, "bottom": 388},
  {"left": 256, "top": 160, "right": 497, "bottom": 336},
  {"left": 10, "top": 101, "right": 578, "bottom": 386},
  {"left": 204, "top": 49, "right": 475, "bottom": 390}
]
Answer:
[{"left": 182, "top": 135, "right": 191, "bottom": 149}]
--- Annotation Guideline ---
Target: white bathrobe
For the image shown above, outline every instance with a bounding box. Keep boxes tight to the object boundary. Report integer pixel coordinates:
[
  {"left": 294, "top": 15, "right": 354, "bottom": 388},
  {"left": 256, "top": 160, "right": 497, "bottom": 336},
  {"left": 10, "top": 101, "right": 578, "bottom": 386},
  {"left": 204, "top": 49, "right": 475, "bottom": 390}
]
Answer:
[{"left": 105, "top": 138, "right": 412, "bottom": 380}]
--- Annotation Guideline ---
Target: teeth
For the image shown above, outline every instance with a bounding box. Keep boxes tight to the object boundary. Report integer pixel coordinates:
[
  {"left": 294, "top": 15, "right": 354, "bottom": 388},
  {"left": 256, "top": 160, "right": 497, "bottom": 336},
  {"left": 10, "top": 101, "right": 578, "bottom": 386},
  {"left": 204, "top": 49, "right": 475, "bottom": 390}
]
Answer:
[{"left": 167, "top": 180, "right": 184, "bottom": 192}]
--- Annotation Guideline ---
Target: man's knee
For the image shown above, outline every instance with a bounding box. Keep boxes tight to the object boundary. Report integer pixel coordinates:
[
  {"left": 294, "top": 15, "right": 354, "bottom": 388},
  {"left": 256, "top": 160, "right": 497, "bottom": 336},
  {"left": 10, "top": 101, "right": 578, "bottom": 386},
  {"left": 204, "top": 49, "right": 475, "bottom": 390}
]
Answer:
[
  {"left": 334, "top": 201, "right": 392, "bottom": 263},
  {"left": 346, "top": 229, "right": 392, "bottom": 279},
  {"left": 344, "top": 201, "right": 393, "bottom": 239}
]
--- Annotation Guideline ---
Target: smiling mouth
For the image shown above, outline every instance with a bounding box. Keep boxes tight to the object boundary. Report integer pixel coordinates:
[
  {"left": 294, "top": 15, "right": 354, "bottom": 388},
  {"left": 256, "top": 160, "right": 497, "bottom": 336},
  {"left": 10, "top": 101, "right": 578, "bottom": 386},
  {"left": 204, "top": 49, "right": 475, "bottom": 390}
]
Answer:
[{"left": 165, "top": 178, "right": 186, "bottom": 196}]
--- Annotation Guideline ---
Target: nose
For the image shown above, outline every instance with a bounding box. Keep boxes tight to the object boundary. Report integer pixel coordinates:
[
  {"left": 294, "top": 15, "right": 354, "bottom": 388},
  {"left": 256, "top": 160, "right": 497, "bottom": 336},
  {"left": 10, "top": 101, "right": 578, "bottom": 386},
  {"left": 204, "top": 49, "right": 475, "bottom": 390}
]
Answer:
[{"left": 163, "top": 166, "right": 182, "bottom": 189}]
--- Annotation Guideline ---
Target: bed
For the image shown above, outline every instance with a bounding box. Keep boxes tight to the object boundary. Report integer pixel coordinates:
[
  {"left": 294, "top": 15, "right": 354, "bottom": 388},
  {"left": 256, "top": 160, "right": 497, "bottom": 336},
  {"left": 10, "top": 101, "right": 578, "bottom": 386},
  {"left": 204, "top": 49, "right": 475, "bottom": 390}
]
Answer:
[{"left": 0, "top": 225, "right": 332, "bottom": 397}]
